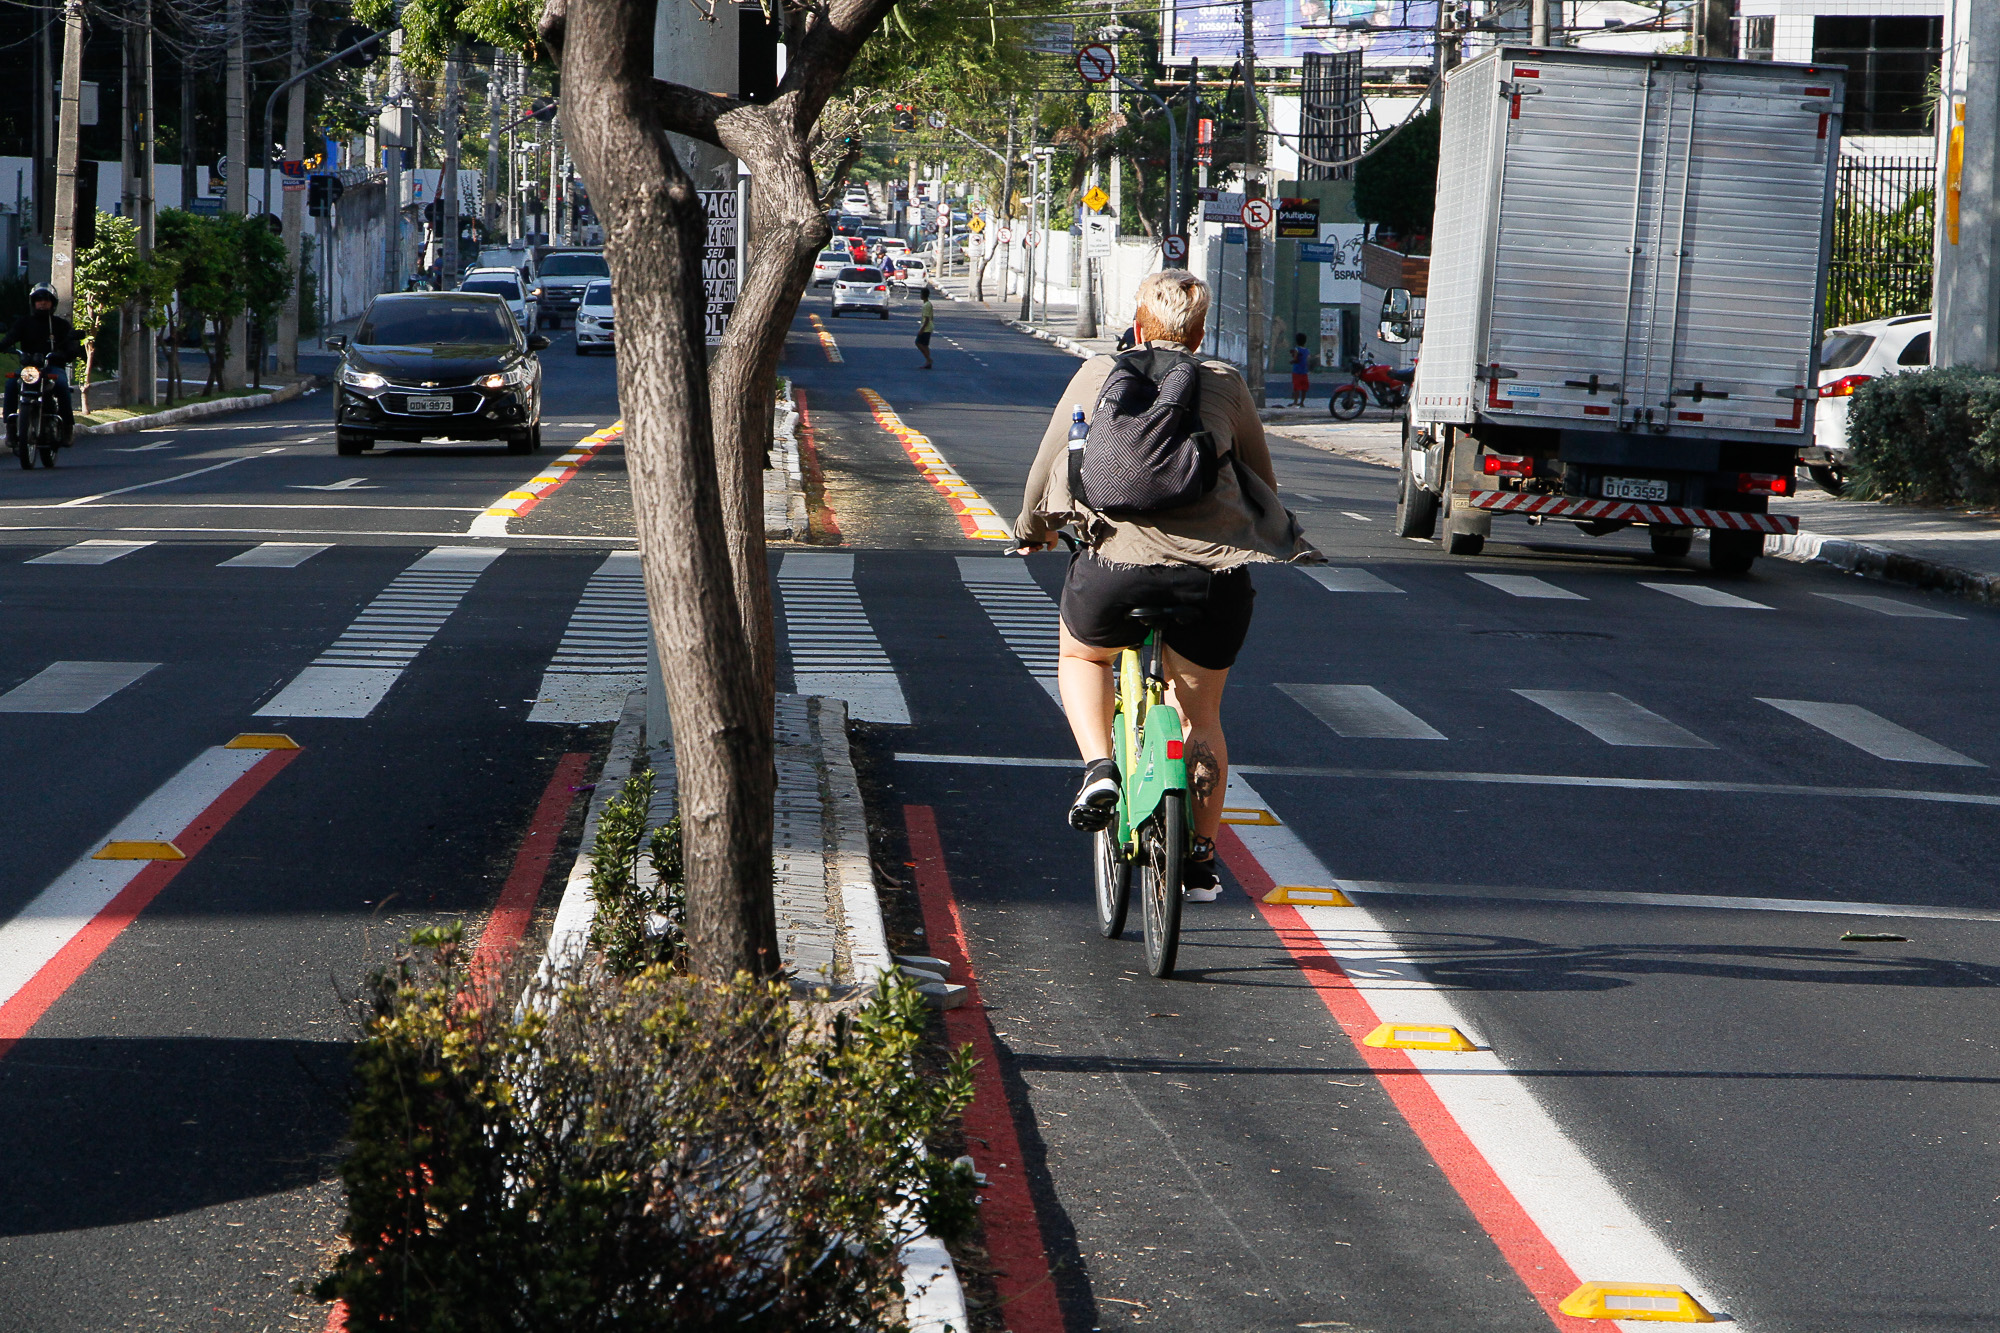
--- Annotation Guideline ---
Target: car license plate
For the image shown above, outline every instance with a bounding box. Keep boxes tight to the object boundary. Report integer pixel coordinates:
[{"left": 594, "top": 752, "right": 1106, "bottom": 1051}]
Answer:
[
  {"left": 407, "top": 396, "right": 453, "bottom": 413},
  {"left": 1602, "top": 475, "right": 1669, "bottom": 502}
]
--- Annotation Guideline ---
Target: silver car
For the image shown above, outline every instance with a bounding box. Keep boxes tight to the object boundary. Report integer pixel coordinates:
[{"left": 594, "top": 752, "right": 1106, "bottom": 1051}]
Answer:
[
  {"left": 460, "top": 267, "right": 538, "bottom": 333},
  {"left": 831, "top": 266, "right": 891, "bottom": 319}
]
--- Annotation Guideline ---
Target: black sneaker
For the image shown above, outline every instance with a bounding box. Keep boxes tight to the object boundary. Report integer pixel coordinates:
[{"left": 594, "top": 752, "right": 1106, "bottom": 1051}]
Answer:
[
  {"left": 1068, "top": 758, "right": 1120, "bottom": 832},
  {"left": 1183, "top": 835, "right": 1220, "bottom": 901}
]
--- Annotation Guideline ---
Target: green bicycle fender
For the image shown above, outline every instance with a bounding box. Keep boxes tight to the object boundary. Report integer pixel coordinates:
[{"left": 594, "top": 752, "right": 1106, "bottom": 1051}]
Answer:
[
  {"left": 1112, "top": 711, "right": 1135, "bottom": 849},
  {"left": 1124, "top": 704, "right": 1190, "bottom": 835}
]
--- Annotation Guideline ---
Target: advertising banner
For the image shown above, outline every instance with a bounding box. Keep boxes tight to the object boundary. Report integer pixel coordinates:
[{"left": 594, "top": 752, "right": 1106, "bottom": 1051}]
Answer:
[
  {"left": 1162, "top": 0, "right": 1438, "bottom": 69},
  {"left": 699, "top": 187, "right": 741, "bottom": 348},
  {"left": 1277, "top": 197, "right": 1320, "bottom": 239}
]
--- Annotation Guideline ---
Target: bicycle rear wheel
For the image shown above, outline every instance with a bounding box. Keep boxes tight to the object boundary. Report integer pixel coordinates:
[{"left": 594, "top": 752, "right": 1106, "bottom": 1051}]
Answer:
[
  {"left": 1094, "top": 827, "right": 1130, "bottom": 939},
  {"left": 1139, "top": 793, "right": 1185, "bottom": 977}
]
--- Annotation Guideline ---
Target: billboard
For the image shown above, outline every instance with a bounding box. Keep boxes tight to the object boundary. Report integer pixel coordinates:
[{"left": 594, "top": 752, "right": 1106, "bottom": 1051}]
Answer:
[{"left": 1162, "top": 0, "right": 1436, "bottom": 68}]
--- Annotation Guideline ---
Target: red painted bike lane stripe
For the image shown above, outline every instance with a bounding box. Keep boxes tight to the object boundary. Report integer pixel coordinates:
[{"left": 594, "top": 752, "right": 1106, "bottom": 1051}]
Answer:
[
  {"left": 468, "top": 751, "right": 590, "bottom": 989},
  {"left": 794, "top": 387, "right": 841, "bottom": 539},
  {"left": 1214, "top": 826, "right": 1598, "bottom": 1332},
  {"left": 0, "top": 747, "right": 301, "bottom": 1063},
  {"left": 906, "top": 804, "right": 1066, "bottom": 1333}
]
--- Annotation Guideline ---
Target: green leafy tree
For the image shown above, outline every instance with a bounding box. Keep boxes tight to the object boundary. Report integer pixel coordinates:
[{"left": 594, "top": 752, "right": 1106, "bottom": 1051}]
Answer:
[
  {"left": 1354, "top": 108, "right": 1440, "bottom": 247},
  {"left": 72, "top": 213, "right": 139, "bottom": 399}
]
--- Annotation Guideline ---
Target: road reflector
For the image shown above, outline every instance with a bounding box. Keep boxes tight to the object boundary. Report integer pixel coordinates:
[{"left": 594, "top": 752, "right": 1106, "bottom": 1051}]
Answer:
[
  {"left": 1264, "top": 885, "right": 1353, "bottom": 907},
  {"left": 94, "top": 840, "right": 185, "bottom": 861},
  {"left": 1221, "top": 807, "right": 1280, "bottom": 825},
  {"left": 1558, "top": 1282, "right": 1715, "bottom": 1322},
  {"left": 1363, "top": 1022, "right": 1477, "bottom": 1052},
  {"left": 226, "top": 733, "right": 300, "bottom": 750}
]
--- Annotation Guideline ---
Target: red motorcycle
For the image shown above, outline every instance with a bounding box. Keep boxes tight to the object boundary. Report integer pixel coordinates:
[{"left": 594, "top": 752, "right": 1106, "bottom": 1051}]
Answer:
[{"left": 1328, "top": 359, "right": 1415, "bottom": 420}]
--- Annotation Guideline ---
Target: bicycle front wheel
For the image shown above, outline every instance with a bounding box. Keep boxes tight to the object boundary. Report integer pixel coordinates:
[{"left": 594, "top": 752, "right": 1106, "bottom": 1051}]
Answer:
[
  {"left": 1094, "top": 827, "right": 1130, "bottom": 939},
  {"left": 1139, "top": 793, "right": 1185, "bottom": 978}
]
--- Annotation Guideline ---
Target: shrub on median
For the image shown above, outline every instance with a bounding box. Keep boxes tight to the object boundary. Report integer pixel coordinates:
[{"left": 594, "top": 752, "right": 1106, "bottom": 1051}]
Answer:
[
  {"left": 317, "top": 926, "right": 976, "bottom": 1330},
  {"left": 586, "top": 768, "right": 688, "bottom": 976},
  {"left": 1846, "top": 365, "right": 2000, "bottom": 506}
]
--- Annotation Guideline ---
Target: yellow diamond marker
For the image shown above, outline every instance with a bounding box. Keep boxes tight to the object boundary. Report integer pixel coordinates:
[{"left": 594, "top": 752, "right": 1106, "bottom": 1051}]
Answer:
[
  {"left": 225, "top": 733, "right": 300, "bottom": 750},
  {"left": 1220, "top": 807, "right": 1280, "bottom": 826},
  {"left": 94, "top": 841, "right": 185, "bottom": 861},
  {"left": 1558, "top": 1282, "right": 1715, "bottom": 1323},
  {"left": 1263, "top": 885, "right": 1353, "bottom": 907},
  {"left": 1362, "top": 1022, "right": 1477, "bottom": 1052}
]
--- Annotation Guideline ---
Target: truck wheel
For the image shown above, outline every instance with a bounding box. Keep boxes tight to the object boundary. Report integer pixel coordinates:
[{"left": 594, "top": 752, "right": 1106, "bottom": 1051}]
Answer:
[
  {"left": 1648, "top": 526, "right": 1694, "bottom": 560},
  {"left": 1709, "top": 529, "right": 1762, "bottom": 575},
  {"left": 1808, "top": 464, "right": 1845, "bottom": 496},
  {"left": 1395, "top": 434, "right": 1439, "bottom": 539}
]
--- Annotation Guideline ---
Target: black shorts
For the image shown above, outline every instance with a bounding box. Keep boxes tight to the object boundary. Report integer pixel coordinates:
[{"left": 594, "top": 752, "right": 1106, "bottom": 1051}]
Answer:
[
  {"left": 1060, "top": 550, "right": 1256, "bottom": 670},
  {"left": 916, "top": 331, "right": 933, "bottom": 348}
]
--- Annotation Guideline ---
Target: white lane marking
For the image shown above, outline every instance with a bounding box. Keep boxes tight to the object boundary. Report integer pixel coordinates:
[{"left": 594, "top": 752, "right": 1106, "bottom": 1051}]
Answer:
[
  {"left": 957, "top": 557, "right": 1061, "bottom": 705},
  {"left": 892, "top": 750, "right": 2000, "bottom": 808},
  {"left": 1515, "top": 689, "right": 1715, "bottom": 749},
  {"left": 1468, "top": 572, "right": 1586, "bottom": 600},
  {"left": 111, "top": 441, "right": 175, "bottom": 452},
  {"left": 26, "top": 539, "right": 156, "bottom": 565},
  {"left": 1285, "top": 490, "right": 1320, "bottom": 502},
  {"left": 1224, "top": 771, "right": 1733, "bottom": 1324},
  {"left": 55, "top": 448, "right": 284, "bottom": 507},
  {"left": 1813, "top": 592, "right": 1964, "bottom": 620},
  {"left": 217, "top": 543, "right": 332, "bottom": 568},
  {"left": 0, "top": 746, "right": 266, "bottom": 1009},
  {"left": 255, "top": 546, "right": 505, "bottom": 718},
  {"left": 529, "top": 551, "right": 650, "bottom": 723},
  {"left": 1301, "top": 566, "right": 1403, "bottom": 594},
  {"left": 1279, "top": 683, "right": 1445, "bottom": 740},
  {"left": 1334, "top": 877, "right": 2000, "bottom": 923},
  {"left": 0, "top": 662, "right": 158, "bottom": 713},
  {"left": 1341, "top": 510, "right": 1373, "bottom": 522},
  {"left": 776, "top": 552, "right": 910, "bottom": 724},
  {"left": 1759, "top": 698, "right": 1984, "bottom": 767},
  {"left": 1640, "top": 581, "right": 1771, "bottom": 610},
  {"left": 290, "top": 477, "right": 378, "bottom": 491}
]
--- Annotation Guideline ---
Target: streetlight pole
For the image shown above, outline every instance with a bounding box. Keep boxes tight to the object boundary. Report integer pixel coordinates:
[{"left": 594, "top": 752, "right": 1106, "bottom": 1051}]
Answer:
[{"left": 1112, "top": 68, "right": 1181, "bottom": 267}]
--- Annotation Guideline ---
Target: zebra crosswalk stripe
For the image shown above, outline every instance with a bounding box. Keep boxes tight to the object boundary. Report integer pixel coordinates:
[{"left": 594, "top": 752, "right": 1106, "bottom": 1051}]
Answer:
[
  {"left": 777, "top": 552, "right": 910, "bottom": 724},
  {"left": 958, "top": 557, "right": 1061, "bottom": 705},
  {"left": 529, "top": 550, "right": 651, "bottom": 723}
]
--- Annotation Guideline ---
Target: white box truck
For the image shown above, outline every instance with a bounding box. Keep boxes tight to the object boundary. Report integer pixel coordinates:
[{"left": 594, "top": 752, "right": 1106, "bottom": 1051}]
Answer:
[{"left": 1392, "top": 47, "right": 1845, "bottom": 573}]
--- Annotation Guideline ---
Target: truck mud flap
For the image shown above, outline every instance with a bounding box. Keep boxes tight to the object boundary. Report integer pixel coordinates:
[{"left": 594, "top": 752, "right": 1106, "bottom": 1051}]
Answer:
[{"left": 1468, "top": 489, "right": 1797, "bottom": 534}]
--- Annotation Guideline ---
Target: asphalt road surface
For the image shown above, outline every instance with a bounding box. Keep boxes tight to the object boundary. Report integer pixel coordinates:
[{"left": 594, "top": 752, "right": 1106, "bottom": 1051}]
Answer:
[{"left": 7, "top": 286, "right": 2000, "bottom": 1332}]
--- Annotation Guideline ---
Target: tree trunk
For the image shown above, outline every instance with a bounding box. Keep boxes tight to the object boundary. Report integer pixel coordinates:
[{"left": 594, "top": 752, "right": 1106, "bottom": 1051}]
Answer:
[
  {"left": 561, "top": 0, "right": 779, "bottom": 979},
  {"left": 974, "top": 105, "right": 1015, "bottom": 305}
]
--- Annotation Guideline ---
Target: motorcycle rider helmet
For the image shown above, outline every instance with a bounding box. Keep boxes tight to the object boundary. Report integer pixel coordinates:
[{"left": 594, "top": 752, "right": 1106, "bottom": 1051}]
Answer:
[{"left": 27, "top": 283, "right": 56, "bottom": 310}]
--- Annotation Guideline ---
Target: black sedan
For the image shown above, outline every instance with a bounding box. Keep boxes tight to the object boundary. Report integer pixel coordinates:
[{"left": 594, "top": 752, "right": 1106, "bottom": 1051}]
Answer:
[{"left": 326, "top": 292, "right": 550, "bottom": 456}]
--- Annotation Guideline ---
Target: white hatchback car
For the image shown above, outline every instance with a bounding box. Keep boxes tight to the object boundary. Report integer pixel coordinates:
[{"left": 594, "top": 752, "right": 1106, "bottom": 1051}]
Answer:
[
  {"left": 1810, "top": 312, "right": 1931, "bottom": 492},
  {"left": 889, "top": 256, "right": 930, "bottom": 292},
  {"left": 811, "top": 249, "right": 852, "bottom": 287},
  {"left": 460, "top": 267, "right": 538, "bottom": 333},
  {"left": 574, "top": 280, "right": 615, "bottom": 355},
  {"left": 830, "top": 266, "right": 891, "bottom": 318}
]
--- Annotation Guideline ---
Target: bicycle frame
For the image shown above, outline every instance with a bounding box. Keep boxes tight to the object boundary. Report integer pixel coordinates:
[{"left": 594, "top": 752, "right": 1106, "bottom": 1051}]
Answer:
[{"left": 1110, "top": 628, "right": 1190, "bottom": 850}]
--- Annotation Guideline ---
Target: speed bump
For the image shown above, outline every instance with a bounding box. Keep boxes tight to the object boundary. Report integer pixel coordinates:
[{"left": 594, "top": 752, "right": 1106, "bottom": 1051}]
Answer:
[
  {"left": 1558, "top": 1282, "right": 1715, "bottom": 1322},
  {"left": 225, "top": 733, "right": 300, "bottom": 750},
  {"left": 1220, "top": 807, "right": 1281, "bottom": 826},
  {"left": 93, "top": 841, "right": 185, "bottom": 861},
  {"left": 1263, "top": 885, "right": 1353, "bottom": 907},
  {"left": 1362, "top": 1022, "right": 1477, "bottom": 1052}
]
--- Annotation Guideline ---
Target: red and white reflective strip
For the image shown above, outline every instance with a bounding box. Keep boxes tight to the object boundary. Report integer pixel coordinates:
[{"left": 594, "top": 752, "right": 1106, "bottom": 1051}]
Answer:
[
  {"left": 1469, "top": 489, "right": 1798, "bottom": 534},
  {"left": 1216, "top": 772, "right": 1737, "bottom": 1331}
]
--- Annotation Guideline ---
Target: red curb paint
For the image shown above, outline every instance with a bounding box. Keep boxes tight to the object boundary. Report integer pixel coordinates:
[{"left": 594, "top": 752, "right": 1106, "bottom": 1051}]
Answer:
[
  {"left": 500, "top": 424, "right": 623, "bottom": 519},
  {"left": 794, "top": 387, "right": 841, "bottom": 539},
  {"left": 468, "top": 751, "right": 591, "bottom": 990},
  {"left": 1214, "top": 826, "right": 1595, "bottom": 1332},
  {"left": 905, "top": 804, "right": 1066, "bottom": 1333},
  {"left": 322, "top": 1300, "right": 347, "bottom": 1332},
  {"left": 0, "top": 747, "right": 301, "bottom": 1064}
]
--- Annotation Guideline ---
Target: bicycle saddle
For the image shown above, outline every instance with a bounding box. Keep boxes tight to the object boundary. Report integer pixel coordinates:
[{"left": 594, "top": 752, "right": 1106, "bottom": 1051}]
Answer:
[{"left": 1129, "top": 605, "right": 1201, "bottom": 626}]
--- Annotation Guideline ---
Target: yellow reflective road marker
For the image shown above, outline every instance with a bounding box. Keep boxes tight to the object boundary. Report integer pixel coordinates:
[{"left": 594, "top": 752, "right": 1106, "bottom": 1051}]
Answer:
[
  {"left": 94, "top": 841, "right": 185, "bottom": 861},
  {"left": 1559, "top": 1282, "right": 1715, "bottom": 1322},
  {"left": 1362, "top": 1022, "right": 1477, "bottom": 1052},
  {"left": 856, "top": 388, "right": 1012, "bottom": 541},
  {"left": 1263, "top": 885, "right": 1353, "bottom": 907},
  {"left": 808, "top": 313, "right": 845, "bottom": 363},
  {"left": 224, "top": 733, "right": 299, "bottom": 750},
  {"left": 1220, "top": 807, "right": 1280, "bottom": 826}
]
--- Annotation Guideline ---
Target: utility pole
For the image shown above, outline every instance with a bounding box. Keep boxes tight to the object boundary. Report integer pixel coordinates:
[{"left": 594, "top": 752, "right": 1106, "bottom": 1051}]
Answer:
[
  {"left": 485, "top": 58, "right": 503, "bottom": 240},
  {"left": 1241, "top": 0, "right": 1266, "bottom": 406},
  {"left": 1531, "top": 0, "right": 1550, "bottom": 47},
  {"left": 276, "top": 0, "right": 307, "bottom": 374},
  {"left": 121, "top": 0, "right": 158, "bottom": 404},
  {"left": 441, "top": 48, "right": 462, "bottom": 282},
  {"left": 181, "top": 58, "right": 197, "bottom": 212},
  {"left": 50, "top": 0, "right": 84, "bottom": 315},
  {"left": 224, "top": 0, "right": 248, "bottom": 387},
  {"left": 1938, "top": 1, "right": 2000, "bottom": 371}
]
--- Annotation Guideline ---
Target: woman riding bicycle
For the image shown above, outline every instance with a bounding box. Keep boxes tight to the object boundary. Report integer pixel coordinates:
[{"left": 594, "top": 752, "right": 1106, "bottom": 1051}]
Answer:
[{"left": 1013, "top": 270, "right": 1320, "bottom": 899}]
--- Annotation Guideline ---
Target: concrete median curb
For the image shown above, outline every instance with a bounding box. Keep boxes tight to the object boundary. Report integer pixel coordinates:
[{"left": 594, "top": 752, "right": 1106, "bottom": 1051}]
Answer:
[
  {"left": 75, "top": 378, "right": 314, "bottom": 437},
  {"left": 1005, "top": 319, "right": 1094, "bottom": 359},
  {"left": 1764, "top": 529, "right": 2000, "bottom": 605}
]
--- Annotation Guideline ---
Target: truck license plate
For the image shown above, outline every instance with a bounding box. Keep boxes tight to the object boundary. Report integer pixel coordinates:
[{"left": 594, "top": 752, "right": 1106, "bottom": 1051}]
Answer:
[
  {"left": 1602, "top": 476, "right": 1669, "bottom": 502},
  {"left": 407, "top": 396, "right": 453, "bottom": 413}
]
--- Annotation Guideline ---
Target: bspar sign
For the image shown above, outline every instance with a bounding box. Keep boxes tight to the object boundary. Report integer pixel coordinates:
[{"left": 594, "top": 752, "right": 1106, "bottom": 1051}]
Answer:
[{"left": 1317, "top": 224, "right": 1366, "bottom": 304}]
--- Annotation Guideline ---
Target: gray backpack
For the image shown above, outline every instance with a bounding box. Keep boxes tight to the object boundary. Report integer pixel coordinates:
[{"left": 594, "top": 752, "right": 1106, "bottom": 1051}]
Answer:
[{"left": 1068, "top": 347, "right": 1220, "bottom": 518}]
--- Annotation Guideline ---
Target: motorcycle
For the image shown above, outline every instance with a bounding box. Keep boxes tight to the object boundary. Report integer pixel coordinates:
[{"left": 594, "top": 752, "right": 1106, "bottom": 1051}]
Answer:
[
  {"left": 9, "top": 352, "right": 68, "bottom": 470},
  {"left": 1328, "top": 358, "right": 1415, "bottom": 420}
]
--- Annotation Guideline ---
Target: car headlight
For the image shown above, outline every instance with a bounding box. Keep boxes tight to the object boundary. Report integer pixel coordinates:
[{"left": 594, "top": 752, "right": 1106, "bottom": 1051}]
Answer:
[
  {"left": 578, "top": 314, "right": 599, "bottom": 327},
  {"left": 18, "top": 365, "right": 40, "bottom": 384},
  {"left": 529, "top": 286, "right": 543, "bottom": 300},
  {"left": 341, "top": 367, "right": 387, "bottom": 390},
  {"left": 480, "top": 365, "right": 531, "bottom": 389}
]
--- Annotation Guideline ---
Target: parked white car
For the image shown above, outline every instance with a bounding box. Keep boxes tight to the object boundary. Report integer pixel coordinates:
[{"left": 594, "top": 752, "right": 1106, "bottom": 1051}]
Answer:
[
  {"left": 460, "top": 267, "right": 538, "bottom": 333},
  {"left": 830, "top": 266, "right": 891, "bottom": 318},
  {"left": 811, "top": 249, "right": 851, "bottom": 286},
  {"left": 1810, "top": 312, "right": 1931, "bottom": 492},
  {"left": 574, "top": 280, "right": 615, "bottom": 355}
]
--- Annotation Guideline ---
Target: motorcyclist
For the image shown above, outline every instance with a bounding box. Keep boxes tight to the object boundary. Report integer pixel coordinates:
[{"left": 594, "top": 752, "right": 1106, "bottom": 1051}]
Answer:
[{"left": 1, "top": 284, "right": 82, "bottom": 446}]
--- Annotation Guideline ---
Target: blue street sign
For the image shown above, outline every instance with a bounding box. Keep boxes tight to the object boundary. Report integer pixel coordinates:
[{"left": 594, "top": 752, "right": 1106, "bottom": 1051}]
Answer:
[
  {"left": 1223, "top": 226, "right": 1245, "bottom": 245},
  {"left": 1299, "top": 242, "right": 1340, "bottom": 263}
]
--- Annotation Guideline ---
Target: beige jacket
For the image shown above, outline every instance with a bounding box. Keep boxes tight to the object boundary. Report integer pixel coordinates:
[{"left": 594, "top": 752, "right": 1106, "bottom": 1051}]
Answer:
[{"left": 1013, "top": 346, "right": 1322, "bottom": 569}]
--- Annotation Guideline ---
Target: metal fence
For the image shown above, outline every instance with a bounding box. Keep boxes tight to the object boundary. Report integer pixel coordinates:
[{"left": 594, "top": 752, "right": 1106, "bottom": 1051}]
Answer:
[
  {"left": 1299, "top": 50, "right": 1363, "bottom": 182},
  {"left": 1826, "top": 155, "right": 1934, "bottom": 329}
]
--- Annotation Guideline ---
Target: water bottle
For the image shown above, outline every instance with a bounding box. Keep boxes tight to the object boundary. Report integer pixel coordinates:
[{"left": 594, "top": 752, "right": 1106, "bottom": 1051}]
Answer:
[{"left": 1066, "top": 405, "right": 1088, "bottom": 455}]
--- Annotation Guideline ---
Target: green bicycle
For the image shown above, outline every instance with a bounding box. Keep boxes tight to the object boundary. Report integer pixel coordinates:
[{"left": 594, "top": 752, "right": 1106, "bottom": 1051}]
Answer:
[{"left": 1093, "top": 609, "right": 1195, "bottom": 978}]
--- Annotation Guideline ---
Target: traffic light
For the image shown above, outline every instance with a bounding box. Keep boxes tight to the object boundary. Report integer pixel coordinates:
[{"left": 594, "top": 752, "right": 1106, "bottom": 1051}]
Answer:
[
  {"left": 308, "top": 174, "right": 344, "bottom": 216},
  {"left": 893, "top": 104, "right": 915, "bottom": 133},
  {"left": 339, "top": 25, "right": 381, "bottom": 68}
]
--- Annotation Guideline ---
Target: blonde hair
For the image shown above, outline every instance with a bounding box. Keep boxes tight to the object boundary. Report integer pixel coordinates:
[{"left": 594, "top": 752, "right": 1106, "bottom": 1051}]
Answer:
[{"left": 1134, "top": 269, "right": 1211, "bottom": 345}]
